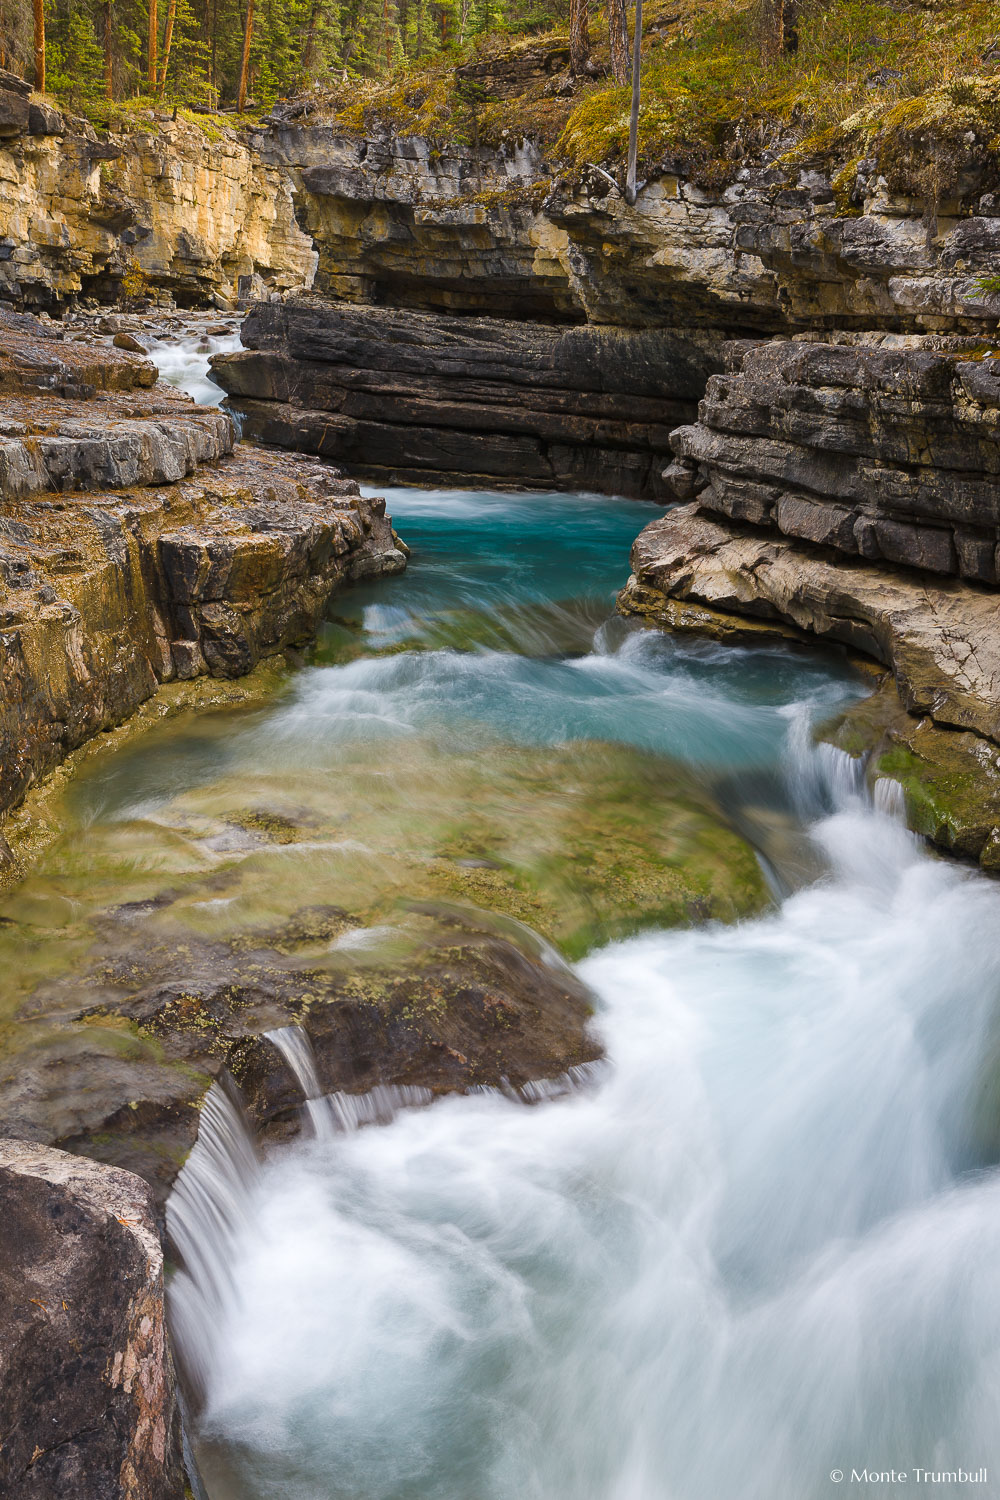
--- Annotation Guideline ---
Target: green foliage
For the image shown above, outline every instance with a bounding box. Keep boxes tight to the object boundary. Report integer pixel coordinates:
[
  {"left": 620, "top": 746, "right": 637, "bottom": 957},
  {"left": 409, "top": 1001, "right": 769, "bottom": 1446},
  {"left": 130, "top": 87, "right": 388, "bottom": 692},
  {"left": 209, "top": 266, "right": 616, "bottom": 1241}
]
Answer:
[
  {"left": 46, "top": 0, "right": 106, "bottom": 101},
  {"left": 5, "top": 0, "right": 998, "bottom": 181}
]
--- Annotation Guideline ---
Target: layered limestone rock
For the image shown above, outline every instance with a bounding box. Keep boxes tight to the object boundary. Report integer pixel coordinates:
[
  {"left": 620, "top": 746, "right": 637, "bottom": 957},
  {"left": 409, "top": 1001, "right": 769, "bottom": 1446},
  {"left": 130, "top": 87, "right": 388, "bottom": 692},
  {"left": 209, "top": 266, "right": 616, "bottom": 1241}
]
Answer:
[
  {"left": 0, "top": 1139, "right": 184, "bottom": 1499},
  {"left": 255, "top": 120, "right": 1000, "bottom": 333},
  {"left": 667, "top": 335, "right": 1000, "bottom": 582},
  {"left": 0, "top": 71, "right": 314, "bottom": 310},
  {"left": 211, "top": 295, "right": 714, "bottom": 497},
  {"left": 0, "top": 308, "right": 407, "bottom": 820}
]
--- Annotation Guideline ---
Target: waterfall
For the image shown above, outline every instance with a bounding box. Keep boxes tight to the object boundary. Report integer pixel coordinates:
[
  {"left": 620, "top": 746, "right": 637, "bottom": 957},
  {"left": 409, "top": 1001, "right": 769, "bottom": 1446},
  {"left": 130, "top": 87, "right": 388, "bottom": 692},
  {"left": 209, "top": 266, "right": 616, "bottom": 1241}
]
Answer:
[
  {"left": 168, "top": 731, "right": 1000, "bottom": 1500},
  {"left": 166, "top": 1083, "right": 260, "bottom": 1402},
  {"left": 266, "top": 1025, "right": 434, "bottom": 1139}
]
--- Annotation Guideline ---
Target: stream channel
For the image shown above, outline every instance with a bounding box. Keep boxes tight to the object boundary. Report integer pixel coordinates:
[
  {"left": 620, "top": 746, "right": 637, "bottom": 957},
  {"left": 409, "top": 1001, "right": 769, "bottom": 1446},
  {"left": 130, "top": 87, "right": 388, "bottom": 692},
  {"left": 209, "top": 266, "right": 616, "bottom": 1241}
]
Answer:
[{"left": 12, "top": 333, "right": 1000, "bottom": 1499}]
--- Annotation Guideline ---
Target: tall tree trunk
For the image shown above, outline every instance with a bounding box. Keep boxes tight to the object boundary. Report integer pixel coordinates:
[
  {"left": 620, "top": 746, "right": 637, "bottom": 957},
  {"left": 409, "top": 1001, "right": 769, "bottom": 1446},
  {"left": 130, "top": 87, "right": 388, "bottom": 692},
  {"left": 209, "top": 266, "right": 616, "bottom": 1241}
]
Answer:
[
  {"left": 147, "top": 0, "right": 158, "bottom": 90},
  {"left": 569, "top": 0, "right": 589, "bottom": 74},
  {"left": 625, "top": 0, "right": 642, "bottom": 203},
  {"left": 237, "top": 0, "right": 253, "bottom": 110},
  {"left": 32, "top": 0, "right": 44, "bottom": 91},
  {"left": 104, "top": 0, "right": 113, "bottom": 95},
  {"left": 761, "top": 0, "right": 798, "bottom": 57},
  {"left": 157, "top": 0, "right": 176, "bottom": 92},
  {"left": 607, "top": 0, "right": 629, "bottom": 84}
]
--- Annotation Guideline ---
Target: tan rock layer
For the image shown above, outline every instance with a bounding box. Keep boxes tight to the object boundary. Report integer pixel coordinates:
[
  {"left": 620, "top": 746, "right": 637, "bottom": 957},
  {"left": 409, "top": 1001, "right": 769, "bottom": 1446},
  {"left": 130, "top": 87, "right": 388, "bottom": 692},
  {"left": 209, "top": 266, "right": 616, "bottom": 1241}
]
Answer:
[
  {"left": 257, "top": 124, "right": 1000, "bottom": 334},
  {"left": 1, "top": 447, "right": 405, "bottom": 816}
]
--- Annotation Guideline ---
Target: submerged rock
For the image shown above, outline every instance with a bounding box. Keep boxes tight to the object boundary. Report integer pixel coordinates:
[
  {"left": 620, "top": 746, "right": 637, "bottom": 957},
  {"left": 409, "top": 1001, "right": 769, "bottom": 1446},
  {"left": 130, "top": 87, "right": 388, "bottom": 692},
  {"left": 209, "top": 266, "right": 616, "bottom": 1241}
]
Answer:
[
  {"left": 0, "top": 727, "right": 768, "bottom": 1207},
  {"left": 4, "top": 905, "right": 602, "bottom": 1211},
  {"left": 0, "top": 1139, "right": 184, "bottom": 1499}
]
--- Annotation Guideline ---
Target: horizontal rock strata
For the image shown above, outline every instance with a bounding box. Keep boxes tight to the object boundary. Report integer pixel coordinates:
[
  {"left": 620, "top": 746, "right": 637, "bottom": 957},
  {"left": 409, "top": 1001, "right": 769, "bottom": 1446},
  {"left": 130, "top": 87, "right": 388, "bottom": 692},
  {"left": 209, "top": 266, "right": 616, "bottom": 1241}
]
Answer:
[
  {"left": 256, "top": 122, "right": 1000, "bottom": 334},
  {"left": 668, "top": 335, "right": 1000, "bottom": 582},
  {"left": 0, "top": 310, "right": 407, "bottom": 819},
  {"left": 212, "top": 296, "right": 714, "bottom": 497},
  {"left": 0, "top": 1140, "right": 184, "bottom": 1499},
  {"left": 622, "top": 503, "right": 1000, "bottom": 740}
]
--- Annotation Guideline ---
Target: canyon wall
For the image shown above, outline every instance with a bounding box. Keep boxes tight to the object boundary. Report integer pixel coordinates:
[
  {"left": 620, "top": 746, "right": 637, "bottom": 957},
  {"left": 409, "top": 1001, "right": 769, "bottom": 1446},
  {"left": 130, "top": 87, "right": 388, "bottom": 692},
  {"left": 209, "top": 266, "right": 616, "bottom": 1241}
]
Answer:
[
  {"left": 0, "top": 69, "right": 314, "bottom": 309},
  {"left": 0, "top": 306, "right": 407, "bottom": 842},
  {"left": 215, "top": 297, "right": 713, "bottom": 497},
  {"left": 254, "top": 118, "right": 1000, "bottom": 334}
]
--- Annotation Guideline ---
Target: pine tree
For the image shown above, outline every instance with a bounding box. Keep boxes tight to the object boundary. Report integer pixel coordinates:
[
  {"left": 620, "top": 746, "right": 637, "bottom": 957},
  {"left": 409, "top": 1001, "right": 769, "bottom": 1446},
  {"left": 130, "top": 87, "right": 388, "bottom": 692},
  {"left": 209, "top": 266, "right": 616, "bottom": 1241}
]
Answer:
[{"left": 33, "top": 0, "right": 44, "bottom": 87}]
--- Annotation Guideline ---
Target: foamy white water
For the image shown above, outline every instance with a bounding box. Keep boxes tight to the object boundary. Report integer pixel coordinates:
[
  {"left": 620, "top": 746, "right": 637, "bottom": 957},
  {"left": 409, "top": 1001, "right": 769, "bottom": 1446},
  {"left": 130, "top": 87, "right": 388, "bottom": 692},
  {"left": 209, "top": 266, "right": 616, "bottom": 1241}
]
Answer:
[
  {"left": 169, "top": 733, "right": 1000, "bottom": 1499},
  {"left": 148, "top": 326, "right": 241, "bottom": 406}
]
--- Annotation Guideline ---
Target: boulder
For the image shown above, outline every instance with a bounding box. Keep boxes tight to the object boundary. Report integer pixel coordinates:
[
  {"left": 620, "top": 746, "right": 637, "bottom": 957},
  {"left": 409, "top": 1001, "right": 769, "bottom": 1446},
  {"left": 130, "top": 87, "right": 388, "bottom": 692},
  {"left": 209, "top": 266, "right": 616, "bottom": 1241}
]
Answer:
[{"left": 0, "top": 1140, "right": 185, "bottom": 1499}]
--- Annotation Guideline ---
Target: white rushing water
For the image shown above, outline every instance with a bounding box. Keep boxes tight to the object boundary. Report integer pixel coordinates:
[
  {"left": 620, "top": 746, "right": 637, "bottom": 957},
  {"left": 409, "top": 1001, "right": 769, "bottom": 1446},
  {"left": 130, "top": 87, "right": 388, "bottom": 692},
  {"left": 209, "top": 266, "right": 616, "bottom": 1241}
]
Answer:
[
  {"left": 167, "top": 738, "right": 1000, "bottom": 1500},
  {"left": 147, "top": 326, "right": 241, "bottom": 406}
]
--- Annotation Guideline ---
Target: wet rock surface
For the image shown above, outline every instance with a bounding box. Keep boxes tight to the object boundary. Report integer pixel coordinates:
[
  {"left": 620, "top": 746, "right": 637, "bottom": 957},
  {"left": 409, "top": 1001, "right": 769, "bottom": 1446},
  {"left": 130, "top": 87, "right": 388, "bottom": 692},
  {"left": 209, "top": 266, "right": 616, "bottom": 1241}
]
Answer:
[
  {"left": 211, "top": 295, "right": 713, "bottom": 498},
  {"left": 0, "top": 725, "right": 768, "bottom": 1211},
  {"left": 0, "top": 1139, "right": 184, "bottom": 1499},
  {"left": 4, "top": 904, "right": 602, "bottom": 1212},
  {"left": 0, "top": 307, "right": 407, "bottom": 823},
  {"left": 621, "top": 503, "right": 1000, "bottom": 740},
  {"left": 620, "top": 502, "right": 1000, "bottom": 864}
]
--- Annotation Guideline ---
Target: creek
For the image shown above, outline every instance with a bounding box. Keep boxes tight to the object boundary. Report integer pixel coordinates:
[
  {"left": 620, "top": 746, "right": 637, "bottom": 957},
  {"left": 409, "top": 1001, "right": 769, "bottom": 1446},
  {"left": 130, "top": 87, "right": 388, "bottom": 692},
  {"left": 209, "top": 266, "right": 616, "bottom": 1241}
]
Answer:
[{"left": 23, "top": 332, "right": 1000, "bottom": 1500}]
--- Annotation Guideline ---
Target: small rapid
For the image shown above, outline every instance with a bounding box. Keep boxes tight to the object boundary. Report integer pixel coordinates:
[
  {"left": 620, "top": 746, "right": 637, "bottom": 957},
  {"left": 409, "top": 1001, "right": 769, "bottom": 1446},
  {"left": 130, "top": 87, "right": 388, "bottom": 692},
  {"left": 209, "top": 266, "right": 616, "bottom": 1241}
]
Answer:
[
  {"left": 147, "top": 322, "right": 241, "bottom": 406},
  {"left": 172, "top": 745, "right": 1000, "bottom": 1500}
]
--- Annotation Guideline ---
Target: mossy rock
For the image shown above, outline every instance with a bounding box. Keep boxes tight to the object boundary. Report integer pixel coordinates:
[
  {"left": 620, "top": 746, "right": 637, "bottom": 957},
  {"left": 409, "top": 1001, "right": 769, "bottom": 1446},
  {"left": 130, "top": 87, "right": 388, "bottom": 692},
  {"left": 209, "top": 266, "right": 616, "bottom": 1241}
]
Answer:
[{"left": 820, "top": 679, "right": 1000, "bottom": 867}]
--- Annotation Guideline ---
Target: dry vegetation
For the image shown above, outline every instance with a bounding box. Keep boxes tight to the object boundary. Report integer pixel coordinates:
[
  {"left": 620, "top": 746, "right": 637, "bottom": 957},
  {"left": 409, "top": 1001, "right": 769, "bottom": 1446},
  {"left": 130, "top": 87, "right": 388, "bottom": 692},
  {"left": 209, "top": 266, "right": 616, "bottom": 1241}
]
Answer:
[{"left": 297, "top": 0, "right": 1000, "bottom": 190}]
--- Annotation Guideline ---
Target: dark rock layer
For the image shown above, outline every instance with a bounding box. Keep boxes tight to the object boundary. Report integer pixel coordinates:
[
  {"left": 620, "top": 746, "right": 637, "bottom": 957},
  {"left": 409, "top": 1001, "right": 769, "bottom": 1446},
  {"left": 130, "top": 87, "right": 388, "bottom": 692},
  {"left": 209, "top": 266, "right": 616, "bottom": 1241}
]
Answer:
[
  {"left": 0, "top": 1140, "right": 184, "bottom": 1500},
  {"left": 211, "top": 296, "right": 715, "bottom": 498},
  {"left": 667, "top": 335, "right": 1000, "bottom": 582}
]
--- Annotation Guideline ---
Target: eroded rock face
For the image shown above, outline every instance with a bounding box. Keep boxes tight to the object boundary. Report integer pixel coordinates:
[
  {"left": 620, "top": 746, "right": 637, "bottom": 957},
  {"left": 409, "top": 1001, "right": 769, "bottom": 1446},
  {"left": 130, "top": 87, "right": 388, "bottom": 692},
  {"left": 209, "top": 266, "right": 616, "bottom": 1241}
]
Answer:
[
  {"left": 667, "top": 335, "right": 1000, "bottom": 582},
  {"left": 0, "top": 308, "right": 407, "bottom": 820},
  {"left": 255, "top": 123, "right": 1000, "bottom": 335},
  {"left": 621, "top": 503, "right": 1000, "bottom": 741},
  {"left": 211, "top": 295, "right": 714, "bottom": 497},
  {"left": 0, "top": 75, "right": 314, "bottom": 310},
  {"left": 0, "top": 1139, "right": 184, "bottom": 1499},
  {"left": 619, "top": 502, "right": 1000, "bottom": 864}
]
